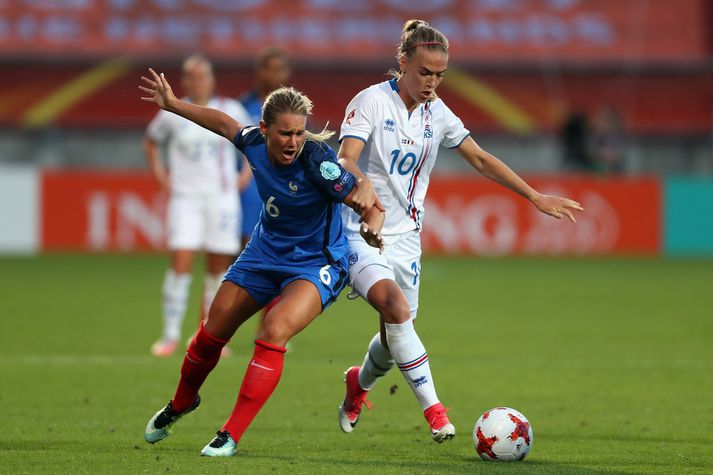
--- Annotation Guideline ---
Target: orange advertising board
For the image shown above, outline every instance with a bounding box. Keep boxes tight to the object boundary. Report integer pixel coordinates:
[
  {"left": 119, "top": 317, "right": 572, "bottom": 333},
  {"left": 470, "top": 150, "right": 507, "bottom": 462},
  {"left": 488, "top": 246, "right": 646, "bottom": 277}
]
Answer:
[
  {"left": 421, "top": 176, "right": 661, "bottom": 255},
  {"left": 40, "top": 171, "right": 661, "bottom": 255},
  {"left": 41, "top": 171, "right": 166, "bottom": 251},
  {"left": 0, "top": 0, "right": 708, "bottom": 63}
]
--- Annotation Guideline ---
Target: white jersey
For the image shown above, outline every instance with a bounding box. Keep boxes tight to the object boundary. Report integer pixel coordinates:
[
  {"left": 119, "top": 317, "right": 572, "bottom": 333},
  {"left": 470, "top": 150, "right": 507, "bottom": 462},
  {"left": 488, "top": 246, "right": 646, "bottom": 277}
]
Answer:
[
  {"left": 339, "top": 79, "right": 469, "bottom": 235},
  {"left": 146, "top": 96, "right": 251, "bottom": 197}
]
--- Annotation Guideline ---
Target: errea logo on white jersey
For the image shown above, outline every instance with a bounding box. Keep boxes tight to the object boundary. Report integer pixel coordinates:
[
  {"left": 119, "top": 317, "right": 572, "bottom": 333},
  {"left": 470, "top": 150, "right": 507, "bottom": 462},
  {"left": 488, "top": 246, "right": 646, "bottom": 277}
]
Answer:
[{"left": 383, "top": 118, "right": 395, "bottom": 132}]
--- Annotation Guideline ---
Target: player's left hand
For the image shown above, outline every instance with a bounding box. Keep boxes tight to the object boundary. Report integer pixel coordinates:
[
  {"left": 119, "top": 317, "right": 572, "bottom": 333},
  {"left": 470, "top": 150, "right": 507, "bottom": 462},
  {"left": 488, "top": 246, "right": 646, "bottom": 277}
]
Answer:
[
  {"left": 139, "top": 68, "right": 178, "bottom": 111},
  {"left": 532, "top": 193, "right": 583, "bottom": 223},
  {"left": 360, "top": 224, "right": 385, "bottom": 253}
]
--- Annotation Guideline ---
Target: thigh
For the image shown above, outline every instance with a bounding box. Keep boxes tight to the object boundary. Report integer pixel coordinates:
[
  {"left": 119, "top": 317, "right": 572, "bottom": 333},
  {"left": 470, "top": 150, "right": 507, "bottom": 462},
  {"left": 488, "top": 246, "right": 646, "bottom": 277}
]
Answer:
[
  {"left": 204, "top": 194, "right": 240, "bottom": 255},
  {"left": 167, "top": 195, "right": 203, "bottom": 251},
  {"left": 205, "top": 280, "right": 263, "bottom": 340},
  {"left": 259, "top": 279, "right": 325, "bottom": 345},
  {"left": 386, "top": 232, "right": 422, "bottom": 319}
]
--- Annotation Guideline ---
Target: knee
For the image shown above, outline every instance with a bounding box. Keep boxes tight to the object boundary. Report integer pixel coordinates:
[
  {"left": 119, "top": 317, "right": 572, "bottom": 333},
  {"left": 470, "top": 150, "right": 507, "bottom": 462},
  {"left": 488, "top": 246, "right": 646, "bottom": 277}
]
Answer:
[
  {"left": 372, "top": 294, "right": 410, "bottom": 324},
  {"left": 257, "top": 316, "right": 290, "bottom": 347}
]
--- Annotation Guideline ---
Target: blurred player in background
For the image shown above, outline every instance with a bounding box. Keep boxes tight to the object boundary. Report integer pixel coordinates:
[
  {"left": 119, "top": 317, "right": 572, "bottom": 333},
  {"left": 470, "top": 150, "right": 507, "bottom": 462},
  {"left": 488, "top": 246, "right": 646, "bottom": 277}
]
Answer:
[
  {"left": 337, "top": 20, "right": 583, "bottom": 442},
  {"left": 144, "top": 54, "right": 251, "bottom": 357},
  {"left": 139, "top": 69, "right": 384, "bottom": 456},
  {"left": 237, "top": 47, "right": 292, "bottom": 245}
]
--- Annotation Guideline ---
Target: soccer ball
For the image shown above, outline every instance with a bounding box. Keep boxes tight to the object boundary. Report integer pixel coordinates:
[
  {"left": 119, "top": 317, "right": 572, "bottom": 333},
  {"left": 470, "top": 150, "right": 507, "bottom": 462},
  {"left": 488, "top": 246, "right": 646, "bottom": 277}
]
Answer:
[{"left": 473, "top": 407, "right": 533, "bottom": 462}]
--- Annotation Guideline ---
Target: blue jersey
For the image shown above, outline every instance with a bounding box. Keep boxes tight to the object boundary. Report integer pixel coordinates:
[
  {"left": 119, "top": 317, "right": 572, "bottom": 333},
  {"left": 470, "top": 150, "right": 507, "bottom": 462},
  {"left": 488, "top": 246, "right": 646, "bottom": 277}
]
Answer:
[
  {"left": 236, "top": 90, "right": 264, "bottom": 238},
  {"left": 238, "top": 90, "right": 263, "bottom": 125},
  {"left": 232, "top": 127, "right": 356, "bottom": 266}
]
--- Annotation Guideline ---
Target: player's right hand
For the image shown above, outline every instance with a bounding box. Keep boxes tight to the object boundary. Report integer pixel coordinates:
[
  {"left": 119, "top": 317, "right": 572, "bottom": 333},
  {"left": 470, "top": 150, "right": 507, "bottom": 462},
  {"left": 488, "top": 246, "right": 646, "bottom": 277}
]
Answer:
[{"left": 139, "top": 68, "right": 178, "bottom": 111}]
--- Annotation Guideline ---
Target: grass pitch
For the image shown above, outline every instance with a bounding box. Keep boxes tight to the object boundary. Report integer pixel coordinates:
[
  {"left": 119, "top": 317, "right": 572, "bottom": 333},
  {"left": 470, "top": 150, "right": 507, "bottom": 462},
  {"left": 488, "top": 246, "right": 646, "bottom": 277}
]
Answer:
[{"left": 0, "top": 254, "right": 711, "bottom": 474}]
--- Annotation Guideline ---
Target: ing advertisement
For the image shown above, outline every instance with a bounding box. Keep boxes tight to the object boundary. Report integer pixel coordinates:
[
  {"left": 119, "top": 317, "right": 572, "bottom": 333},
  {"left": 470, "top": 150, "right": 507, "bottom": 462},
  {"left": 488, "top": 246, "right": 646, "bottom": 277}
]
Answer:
[
  {"left": 421, "top": 176, "right": 660, "bottom": 255},
  {"left": 40, "top": 171, "right": 661, "bottom": 255}
]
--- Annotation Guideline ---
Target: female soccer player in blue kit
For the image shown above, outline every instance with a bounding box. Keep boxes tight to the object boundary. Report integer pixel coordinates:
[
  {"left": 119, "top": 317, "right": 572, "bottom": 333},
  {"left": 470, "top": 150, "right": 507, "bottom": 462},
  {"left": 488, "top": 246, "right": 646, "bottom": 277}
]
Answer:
[{"left": 139, "top": 68, "right": 384, "bottom": 457}]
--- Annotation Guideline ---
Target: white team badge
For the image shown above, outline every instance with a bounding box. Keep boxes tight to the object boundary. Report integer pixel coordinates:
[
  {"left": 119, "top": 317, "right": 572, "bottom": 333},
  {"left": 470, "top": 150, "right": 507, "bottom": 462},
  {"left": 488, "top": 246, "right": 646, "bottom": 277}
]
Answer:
[{"left": 319, "top": 161, "right": 341, "bottom": 180}]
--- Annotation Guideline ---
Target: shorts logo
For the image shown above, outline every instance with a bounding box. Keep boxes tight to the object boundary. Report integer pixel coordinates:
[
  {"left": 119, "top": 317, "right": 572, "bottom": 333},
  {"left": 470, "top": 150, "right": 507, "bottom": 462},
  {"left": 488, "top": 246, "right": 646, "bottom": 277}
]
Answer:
[
  {"left": 383, "top": 118, "right": 395, "bottom": 132},
  {"left": 320, "top": 161, "right": 341, "bottom": 180},
  {"left": 348, "top": 252, "right": 359, "bottom": 267}
]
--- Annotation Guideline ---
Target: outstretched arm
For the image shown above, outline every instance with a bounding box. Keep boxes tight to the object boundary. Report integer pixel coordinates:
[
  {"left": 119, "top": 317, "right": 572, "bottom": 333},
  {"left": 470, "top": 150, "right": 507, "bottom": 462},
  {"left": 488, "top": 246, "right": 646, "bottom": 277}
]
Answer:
[
  {"left": 139, "top": 68, "right": 242, "bottom": 141},
  {"left": 456, "top": 136, "right": 583, "bottom": 222}
]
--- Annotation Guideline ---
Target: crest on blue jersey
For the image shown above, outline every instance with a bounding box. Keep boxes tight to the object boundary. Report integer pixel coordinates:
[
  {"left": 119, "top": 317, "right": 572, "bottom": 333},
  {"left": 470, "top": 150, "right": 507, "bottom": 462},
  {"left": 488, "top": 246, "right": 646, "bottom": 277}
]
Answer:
[
  {"left": 319, "top": 161, "right": 341, "bottom": 180},
  {"left": 288, "top": 181, "right": 298, "bottom": 194}
]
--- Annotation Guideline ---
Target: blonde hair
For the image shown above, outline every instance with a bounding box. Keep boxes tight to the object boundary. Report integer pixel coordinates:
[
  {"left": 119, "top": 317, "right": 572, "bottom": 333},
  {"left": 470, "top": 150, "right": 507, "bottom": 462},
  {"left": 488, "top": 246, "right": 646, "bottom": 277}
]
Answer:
[
  {"left": 389, "top": 19, "right": 449, "bottom": 80},
  {"left": 262, "top": 87, "right": 334, "bottom": 143}
]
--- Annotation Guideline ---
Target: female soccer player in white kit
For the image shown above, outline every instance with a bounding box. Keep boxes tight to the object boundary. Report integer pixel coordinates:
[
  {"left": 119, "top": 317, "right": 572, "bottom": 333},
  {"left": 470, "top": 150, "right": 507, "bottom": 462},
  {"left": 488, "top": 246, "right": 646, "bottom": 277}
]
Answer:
[
  {"left": 337, "top": 20, "right": 583, "bottom": 442},
  {"left": 145, "top": 54, "right": 251, "bottom": 356}
]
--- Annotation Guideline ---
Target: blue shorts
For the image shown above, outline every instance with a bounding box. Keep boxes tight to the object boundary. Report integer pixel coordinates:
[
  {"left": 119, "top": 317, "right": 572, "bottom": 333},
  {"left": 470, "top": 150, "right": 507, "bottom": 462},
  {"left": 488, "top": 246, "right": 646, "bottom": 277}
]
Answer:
[
  {"left": 239, "top": 182, "right": 261, "bottom": 239},
  {"left": 224, "top": 247, "right": 349, "bottom": 310}
]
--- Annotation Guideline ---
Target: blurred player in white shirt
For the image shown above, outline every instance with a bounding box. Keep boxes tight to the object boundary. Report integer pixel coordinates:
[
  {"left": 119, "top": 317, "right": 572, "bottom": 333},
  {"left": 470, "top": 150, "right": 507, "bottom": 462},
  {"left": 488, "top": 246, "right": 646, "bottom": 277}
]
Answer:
[
  {"left": 337, "top": 20, "right": 583, "bottom": 442},
  {"left": 144, "top": 54, "right": 251, "bottom": 357}
]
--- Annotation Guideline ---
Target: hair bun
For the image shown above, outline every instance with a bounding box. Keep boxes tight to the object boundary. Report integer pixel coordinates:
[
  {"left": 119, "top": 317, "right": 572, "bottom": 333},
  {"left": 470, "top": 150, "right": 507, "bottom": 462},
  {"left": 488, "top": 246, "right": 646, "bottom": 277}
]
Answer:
[{"left": 404, "top": 19, "right": 429, "bottom": 32}]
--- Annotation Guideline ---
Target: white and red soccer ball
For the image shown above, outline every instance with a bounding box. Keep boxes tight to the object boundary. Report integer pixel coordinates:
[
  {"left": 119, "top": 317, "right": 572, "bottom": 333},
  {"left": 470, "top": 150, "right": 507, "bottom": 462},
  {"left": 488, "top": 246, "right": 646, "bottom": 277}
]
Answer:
[{"left": 473, "top": 407, "right": 533, "bottom": 462}]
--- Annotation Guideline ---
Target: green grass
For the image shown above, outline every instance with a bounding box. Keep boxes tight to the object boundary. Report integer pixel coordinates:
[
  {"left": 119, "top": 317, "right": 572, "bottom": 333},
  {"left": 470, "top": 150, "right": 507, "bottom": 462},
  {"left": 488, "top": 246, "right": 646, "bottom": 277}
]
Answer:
[{"left": 1, "top": 254, "right": 712, "bottom": 474}]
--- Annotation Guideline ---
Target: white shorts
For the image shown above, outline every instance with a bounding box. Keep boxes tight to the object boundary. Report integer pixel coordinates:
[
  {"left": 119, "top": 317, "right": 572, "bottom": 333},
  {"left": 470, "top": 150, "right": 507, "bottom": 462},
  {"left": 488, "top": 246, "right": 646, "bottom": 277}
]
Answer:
[
  {"left": 167, "top": 193, "right": 241, "bottom": 255},
  {"left": 346, "top": 229, "right": 422, "bottom": 319}
]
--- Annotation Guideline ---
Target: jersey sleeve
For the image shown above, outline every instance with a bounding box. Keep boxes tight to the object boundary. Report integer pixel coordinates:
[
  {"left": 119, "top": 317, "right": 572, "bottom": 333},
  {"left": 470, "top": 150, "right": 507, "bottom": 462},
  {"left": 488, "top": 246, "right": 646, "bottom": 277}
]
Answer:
[
  {"left": 145, "top": 110, "right": 172, "bottom": 143},
  {"left": 440, "top": 102, "right": 471, "bottom": 149},
  {"left": 232, "top": 126, "right": 261, "bottom": 153},
  {"left": 302, "top": 142, "right": 357, "bottom": 202},
  {"left": 339, "top": 88, "right": 376, "bottom": 143}
]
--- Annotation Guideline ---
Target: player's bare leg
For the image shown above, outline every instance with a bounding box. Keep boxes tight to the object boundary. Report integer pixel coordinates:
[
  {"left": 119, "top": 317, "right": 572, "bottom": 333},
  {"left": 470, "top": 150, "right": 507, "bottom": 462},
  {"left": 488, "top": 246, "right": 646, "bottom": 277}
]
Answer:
[
  {"left": 151, "top": 249, "right": 195, "bottom": 357},
  {"left": 202, "top": 280, "right": 322, "bottom": 456},
  {"left": 145, "top": 282, "right": 262, "bottom": 444}
]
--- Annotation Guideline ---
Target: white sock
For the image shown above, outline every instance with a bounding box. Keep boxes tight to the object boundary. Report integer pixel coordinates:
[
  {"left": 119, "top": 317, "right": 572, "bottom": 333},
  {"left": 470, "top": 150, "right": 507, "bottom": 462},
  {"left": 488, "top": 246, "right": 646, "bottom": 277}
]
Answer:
[
  {"left": 385, "top": 320, "right": 440, "bottom": 410},
  {"left": 202, "top": 273, "right": 223, "bottom": 320},
  {"left": 161, "top": 269, "right": 192, "bottom": 342},
  {"left": 358, "top": 332, "right": 395, "bottom": 390}
]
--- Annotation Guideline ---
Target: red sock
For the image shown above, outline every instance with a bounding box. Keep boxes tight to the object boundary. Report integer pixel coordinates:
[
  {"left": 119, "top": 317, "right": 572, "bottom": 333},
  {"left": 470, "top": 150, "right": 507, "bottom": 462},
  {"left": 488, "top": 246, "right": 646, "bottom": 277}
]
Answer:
[
  {"left": 172, "top": 322, "right": 228, "bottom": 412},
  {"left": 222, "top": 340, "right": 286, "bottom": 441}
]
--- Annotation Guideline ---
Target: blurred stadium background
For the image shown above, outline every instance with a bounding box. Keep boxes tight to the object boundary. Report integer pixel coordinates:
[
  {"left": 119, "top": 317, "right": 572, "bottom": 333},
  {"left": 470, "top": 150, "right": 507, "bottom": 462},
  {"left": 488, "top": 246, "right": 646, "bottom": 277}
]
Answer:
[
  {"left": 0, "top": 0, "right": 711, "bottom": 256},
  {"left": 1, "top": 2, "right": 713, "bottom": 473}
]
